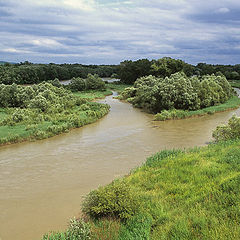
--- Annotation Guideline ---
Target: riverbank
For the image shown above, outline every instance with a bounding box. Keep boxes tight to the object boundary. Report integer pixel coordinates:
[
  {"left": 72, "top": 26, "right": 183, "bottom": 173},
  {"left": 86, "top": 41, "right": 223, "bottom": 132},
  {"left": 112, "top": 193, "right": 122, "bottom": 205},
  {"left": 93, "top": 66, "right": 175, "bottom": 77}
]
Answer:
[
  {"left": 0, "top": 102, "right": 110, "bottom": 146},
  {"left": 154, "top": 95, "right": 240, "bottom": 121},
  {"left": 229, "top": 80, "right": 240, "bottom": 88},
  {"left": 0, "top": 83, "right": 129, "bottom": 146},
  {"left": 43, "top": 138, "right": 240, "bottom": 239}
]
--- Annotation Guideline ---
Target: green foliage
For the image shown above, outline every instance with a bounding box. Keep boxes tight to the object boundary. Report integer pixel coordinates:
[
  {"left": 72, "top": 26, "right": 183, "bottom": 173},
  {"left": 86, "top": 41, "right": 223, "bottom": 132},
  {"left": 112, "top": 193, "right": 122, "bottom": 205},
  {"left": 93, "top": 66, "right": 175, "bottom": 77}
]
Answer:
[
  {"left": 0, "top": 63, "right": 118, "bottom": 85},
  {"left": 42, "top": 218, "right": 91, "bottom": 240},
  {"left": 118, "top": 213, "right": 153, "bottom": 240},
  {"left": 85, "top": 74, "right": 106, "bottom": 90},
  {"left": 213, "top": 115, "right": 240, "bottom": 141},
  {"left": 229, "top": 80, "right": 240, "bottom": 88},
  {"left": 69, "top": 74, "right": 105, "bottom": 92},
  {"left": 0, "top": 83, "right": 110, "bottom": 145},
  {"left": 118, "top": 59, "right": 152, "bottom": 84},
  {"left": 154, "top": 95, "right": 240, "bottom": 121},
  {"left": 90, "top": 218, "right": 120, "bottom": 240},
  {"left": 120, "top": 72, "right": 233, "bottom": 113},
  {"left": 154, "top": 109, "right": 188, "bottom": 121},
  {"left": 151, "top": 57, "right": 194, "bottom": 78},
  {"left": 82, "top": 180, "right": 141, "bottom": 220}
]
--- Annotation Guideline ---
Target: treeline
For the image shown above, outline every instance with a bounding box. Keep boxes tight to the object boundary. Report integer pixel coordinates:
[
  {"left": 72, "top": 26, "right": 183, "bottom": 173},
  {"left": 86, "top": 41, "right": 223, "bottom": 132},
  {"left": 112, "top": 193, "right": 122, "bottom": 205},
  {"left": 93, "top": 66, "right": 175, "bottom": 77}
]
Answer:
[
  {"left": 118, "top": 57, "right": 240, "bottom": 84},
  {"left": 0, "top": 62, "right": 118, "bottom": 85},
  {"left": 1, "top": 58, "right": 240, "bottom": 85}
]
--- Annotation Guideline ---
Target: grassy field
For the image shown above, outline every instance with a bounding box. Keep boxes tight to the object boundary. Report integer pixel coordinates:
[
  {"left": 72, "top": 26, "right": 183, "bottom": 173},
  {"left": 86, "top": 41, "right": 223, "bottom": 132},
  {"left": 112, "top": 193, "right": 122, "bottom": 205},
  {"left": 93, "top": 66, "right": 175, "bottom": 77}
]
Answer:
[
  {"left": 43, "top": 139, "right": 240, "bottom": 239},
  {"left": 154, "top": 95, "right": 240, "bottom": 121}
]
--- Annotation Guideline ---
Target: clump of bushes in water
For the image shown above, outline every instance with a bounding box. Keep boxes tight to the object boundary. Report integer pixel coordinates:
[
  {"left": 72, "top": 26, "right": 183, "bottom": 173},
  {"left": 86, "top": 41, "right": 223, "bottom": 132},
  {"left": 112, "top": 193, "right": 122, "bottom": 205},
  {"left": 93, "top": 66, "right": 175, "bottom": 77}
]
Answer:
[
  {"left": 212, "top": 114, "right": 240, "bottom": 141},
  {"left": 0, "top": 82, "right": 110, "bottom": 144},
  {"left": 120, "top": 72, "right": 233, "bottom": 114},
  {"left": 68, "top": 74, "right": 106, "bottom": 92}
]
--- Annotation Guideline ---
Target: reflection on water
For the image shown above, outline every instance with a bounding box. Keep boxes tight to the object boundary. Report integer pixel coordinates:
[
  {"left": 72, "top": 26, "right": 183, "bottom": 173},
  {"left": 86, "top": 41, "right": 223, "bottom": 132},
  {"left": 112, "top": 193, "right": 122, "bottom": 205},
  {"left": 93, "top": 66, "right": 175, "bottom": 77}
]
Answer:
[{"left": 0, "top": 91, "right": 239, "bottom": 240}]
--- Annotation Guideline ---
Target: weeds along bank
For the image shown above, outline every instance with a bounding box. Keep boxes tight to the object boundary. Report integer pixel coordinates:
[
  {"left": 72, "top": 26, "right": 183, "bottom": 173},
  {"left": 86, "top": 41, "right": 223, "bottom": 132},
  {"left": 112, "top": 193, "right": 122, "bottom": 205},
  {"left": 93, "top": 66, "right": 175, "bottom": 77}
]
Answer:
[
  {"left": 119, "top": 72, "right": 240, "bottom": 121},
  {"left": 0, "top": 82, "right": 110, "bottom": 145},
  {"left": 43, "top": 116, "right": 240, "bottom": 239}
]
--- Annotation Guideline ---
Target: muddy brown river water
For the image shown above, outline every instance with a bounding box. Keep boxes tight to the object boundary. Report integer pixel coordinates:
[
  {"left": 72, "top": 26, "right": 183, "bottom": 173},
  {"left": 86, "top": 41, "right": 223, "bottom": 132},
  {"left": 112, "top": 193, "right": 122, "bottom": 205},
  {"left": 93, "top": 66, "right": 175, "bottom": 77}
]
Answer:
[{"left": 0, "top": 90, "right": 240, "bottom": 240}]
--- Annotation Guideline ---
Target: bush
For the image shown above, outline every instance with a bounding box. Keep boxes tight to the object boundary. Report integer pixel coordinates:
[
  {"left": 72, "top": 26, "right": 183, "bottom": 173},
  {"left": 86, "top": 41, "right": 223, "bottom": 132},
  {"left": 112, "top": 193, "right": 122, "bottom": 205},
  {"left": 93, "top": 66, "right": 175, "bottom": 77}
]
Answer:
[
  {"left": 69, "top": 74, "right": 105, "bottom": 92},
  {"left": 82, "top": 180, "right": 141, "bottom": 220},
  {"left": 154, "top": 109, "right": 188, "bottom": 121},
  {"left": 120, "top": 73, "right": 233, "bottom": 113},
  {"left": 213, "top": 115, "right": 240, "bottom": 141},
  {"left": 42, "top": 218, "right": 91, "bottom": 240},
  {"left": 69, "top": 77, "right": 86, "bottom": 91}
]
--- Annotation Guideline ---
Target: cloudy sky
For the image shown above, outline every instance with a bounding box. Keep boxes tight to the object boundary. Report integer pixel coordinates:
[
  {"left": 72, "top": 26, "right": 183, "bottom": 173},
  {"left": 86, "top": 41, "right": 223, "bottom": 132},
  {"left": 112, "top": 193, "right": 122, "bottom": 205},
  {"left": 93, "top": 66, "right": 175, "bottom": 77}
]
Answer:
[{"left": 0, "top": 0, "right": 240, "bottom": 65}]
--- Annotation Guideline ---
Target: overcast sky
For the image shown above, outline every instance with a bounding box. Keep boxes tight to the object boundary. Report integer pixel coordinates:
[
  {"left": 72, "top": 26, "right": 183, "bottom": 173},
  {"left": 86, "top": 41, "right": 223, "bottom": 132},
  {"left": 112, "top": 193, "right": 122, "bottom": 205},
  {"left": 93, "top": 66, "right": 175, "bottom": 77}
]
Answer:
[{"left": 0, "top": 0, "right": 240, "bottom": 65}]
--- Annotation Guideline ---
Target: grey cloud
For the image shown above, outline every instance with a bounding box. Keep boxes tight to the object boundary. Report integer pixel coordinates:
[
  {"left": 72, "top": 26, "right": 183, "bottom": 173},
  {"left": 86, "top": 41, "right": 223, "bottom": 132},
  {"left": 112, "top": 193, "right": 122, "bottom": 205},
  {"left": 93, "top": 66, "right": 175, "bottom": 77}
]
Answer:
[{"left": 0, "top": 0, "right": 240, "bottom": 64}]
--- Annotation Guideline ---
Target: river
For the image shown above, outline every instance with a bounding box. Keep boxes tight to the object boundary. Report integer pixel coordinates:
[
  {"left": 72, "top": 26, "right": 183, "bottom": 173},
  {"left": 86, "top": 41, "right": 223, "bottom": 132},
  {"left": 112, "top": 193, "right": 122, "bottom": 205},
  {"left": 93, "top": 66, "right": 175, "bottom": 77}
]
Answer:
[{"left": 0, "top": 90, "right": 239, "bottom": 240}]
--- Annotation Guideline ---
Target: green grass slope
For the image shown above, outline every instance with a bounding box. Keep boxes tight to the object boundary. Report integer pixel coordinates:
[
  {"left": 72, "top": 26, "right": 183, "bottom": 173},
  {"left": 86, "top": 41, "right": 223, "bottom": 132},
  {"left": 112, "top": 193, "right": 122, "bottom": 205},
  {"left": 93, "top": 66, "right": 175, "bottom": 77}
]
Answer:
[{"left": 119, "top": 140, "right": 240, "bottom": 240}]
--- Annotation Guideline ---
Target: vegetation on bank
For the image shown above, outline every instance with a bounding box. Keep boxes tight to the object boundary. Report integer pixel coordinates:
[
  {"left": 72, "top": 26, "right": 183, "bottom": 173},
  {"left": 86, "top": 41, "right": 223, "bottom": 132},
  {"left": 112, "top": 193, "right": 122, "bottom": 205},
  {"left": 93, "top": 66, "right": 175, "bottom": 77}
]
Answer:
[
  {"left": 154, "top": 95, "right": 240, "bottom": 121},
  {"left": 229, "top": 80, "right": 240, "bottom": 88},
  {"left": 42, "top": 115, "right": 240, "bottom": 239},
  {"left": 0, "top": 82, "right": 110, "bottom": 145},
  {"left": 120, "top": 72, "right": 233, "bottom": 114},
  {"left": 68, "top": 74, "right": 106, "bottom": 92}
]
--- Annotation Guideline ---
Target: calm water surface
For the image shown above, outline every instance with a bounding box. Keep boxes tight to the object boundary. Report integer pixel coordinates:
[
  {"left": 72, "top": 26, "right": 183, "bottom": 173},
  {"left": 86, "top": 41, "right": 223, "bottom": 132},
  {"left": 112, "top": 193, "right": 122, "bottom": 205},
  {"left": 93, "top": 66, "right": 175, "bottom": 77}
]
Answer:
[{"left": 0, "top": 90, "right": 239, "bottom": 240}]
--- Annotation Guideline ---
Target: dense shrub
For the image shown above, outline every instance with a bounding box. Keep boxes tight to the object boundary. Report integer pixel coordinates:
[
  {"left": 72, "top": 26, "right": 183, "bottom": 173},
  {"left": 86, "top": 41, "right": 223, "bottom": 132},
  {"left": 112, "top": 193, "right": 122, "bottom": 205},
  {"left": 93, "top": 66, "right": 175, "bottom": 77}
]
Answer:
[
  {"left": 82, "top": 180, "right": 140, "bottom": 220},
  {"left": 42, "top": 218, "right": 91, "bottom": 240},
  {"left": 154, "top": 109, "right": 188, "bottom": 121},
  {"left": 213, "top": 115, "right": 240, "bottom": 141},
  {"left": 69, "top": 74, "right": 105, "bottom": 92},
  {"left": 120, "top": 72, "right": 233, "bottom": 113}
]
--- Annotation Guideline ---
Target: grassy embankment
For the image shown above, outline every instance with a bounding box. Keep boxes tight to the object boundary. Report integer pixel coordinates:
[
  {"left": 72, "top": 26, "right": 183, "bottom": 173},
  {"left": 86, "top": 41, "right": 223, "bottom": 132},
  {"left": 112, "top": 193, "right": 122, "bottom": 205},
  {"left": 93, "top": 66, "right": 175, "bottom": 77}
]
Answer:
[
  {"left": 43, "top": 138, "right": 240, "bottom": 239},
  {"left": 229, "top": 80, "right": 240, "bottom": 88},
  {"left": 154, "top": 95, "right": 240, "bottom": 121},
  {"left": 0, "top": 83, "right": 129, "bottom": 146},
  {"left": 0, "top": 103, "right": 110, "bottom": 146}
]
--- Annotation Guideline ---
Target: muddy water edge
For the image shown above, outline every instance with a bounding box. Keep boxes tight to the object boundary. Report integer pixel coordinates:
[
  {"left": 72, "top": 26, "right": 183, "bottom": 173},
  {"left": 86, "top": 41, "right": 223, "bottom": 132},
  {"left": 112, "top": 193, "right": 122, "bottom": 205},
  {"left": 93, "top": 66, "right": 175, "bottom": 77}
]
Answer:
[{"left": 0, "top": 90, "right": 239, "bottom": 240}]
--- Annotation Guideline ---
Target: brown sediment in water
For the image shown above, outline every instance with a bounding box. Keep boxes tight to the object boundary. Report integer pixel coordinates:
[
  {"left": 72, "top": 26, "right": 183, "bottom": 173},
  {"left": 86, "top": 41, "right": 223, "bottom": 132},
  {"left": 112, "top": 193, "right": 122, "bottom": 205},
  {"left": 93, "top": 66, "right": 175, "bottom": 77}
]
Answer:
[{"left": 0, "top": 91, "right": 239, "bottom": 240}]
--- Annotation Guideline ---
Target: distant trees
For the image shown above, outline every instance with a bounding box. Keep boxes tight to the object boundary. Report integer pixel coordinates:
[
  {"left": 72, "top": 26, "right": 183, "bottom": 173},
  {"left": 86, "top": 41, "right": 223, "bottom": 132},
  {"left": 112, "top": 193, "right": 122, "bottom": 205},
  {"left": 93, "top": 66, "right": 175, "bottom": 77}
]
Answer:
[
  {"left": 1, "top": 58, "right": 239, "bottom": 86},
  {"left": 0, "top": 63, "right": 119, "bottom": 85},
  {"left": 196, "top": 63, "right": 240, "bottom": 80},
  {"left": 120, "top": 72, "right": 233, "bottom": 113},
  {"left": 118, "top": 57, "right": 194, "bottom": 84},
  {"left": 151, "top": 57, "right": 194, "bottom": 77},
  {"left": 68, "top": 74, "right": 106, "bottom": 92},
  {"left": 118, "top": 59, "right": 152, "bottom": 84}
]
